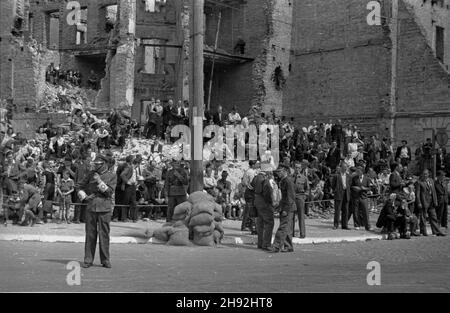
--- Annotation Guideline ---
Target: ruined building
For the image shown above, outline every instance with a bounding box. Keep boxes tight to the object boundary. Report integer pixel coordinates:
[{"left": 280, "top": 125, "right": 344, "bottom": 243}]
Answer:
[
  {"left": 0, "top": 0, "right": 449, "bottom": 152},
  {"left": 285, "top": 0, "right": 450, "bottom": 151}
]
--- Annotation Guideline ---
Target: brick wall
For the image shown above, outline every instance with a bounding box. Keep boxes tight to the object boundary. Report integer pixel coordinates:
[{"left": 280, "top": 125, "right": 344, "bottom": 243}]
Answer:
[
  {"left": 0, "top": 0, "right": 16, "bottom": 100},
  {"left": 284, "top": 0, "right": 391, "bottom": 132}
]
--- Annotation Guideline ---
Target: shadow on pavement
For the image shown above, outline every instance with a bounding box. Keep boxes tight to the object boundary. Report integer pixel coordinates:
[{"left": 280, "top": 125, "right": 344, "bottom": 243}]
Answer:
[{"left": 41, "top": 259, "right": 77, "bottom": 265}]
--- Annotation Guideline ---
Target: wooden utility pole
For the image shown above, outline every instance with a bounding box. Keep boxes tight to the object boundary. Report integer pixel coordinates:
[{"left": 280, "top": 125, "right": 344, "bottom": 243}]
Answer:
[
  {"left": 207, "top": 11, "right": 222, "bottom": 111},
  {"left": 389, "top": 0, "right": 399, "bottom": 143},
  {"left": 189, "top": 0, "right": 205, "bottom": 192}
]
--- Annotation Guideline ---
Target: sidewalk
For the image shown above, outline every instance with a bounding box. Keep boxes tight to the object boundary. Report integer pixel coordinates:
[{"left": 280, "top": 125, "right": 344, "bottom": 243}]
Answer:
[{"left": 0, "top": 216, "right": 389, "bottom": 246}]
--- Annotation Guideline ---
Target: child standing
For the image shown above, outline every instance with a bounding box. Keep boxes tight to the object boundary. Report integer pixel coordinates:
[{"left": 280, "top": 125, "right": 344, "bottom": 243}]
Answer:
[{"left": 57, "top": 169, "right": 74, "bottom": 224}]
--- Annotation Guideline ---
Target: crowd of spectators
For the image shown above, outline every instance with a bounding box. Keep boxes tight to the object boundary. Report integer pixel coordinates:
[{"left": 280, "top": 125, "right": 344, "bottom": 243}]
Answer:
[{"left": 0, "top": 103, "right": 449, "bottom": 243}]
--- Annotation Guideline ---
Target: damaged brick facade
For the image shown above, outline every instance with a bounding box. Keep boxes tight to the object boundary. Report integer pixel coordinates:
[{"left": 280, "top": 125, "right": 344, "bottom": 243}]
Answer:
[
  {"left": 1, "top": 0, "right": 449, "bottom": 151},
  {"left": 284, "top": 0, "right": 450, "bottom": 151}
]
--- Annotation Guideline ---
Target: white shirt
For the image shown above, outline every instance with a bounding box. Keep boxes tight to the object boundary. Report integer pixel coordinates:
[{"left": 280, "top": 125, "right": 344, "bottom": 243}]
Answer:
[
  {"left": 203, "top": 175, "right": 217, "bottom": 189},
  {"left": 127, "top": 166, "right": 138, "bottom": 185},
  {"left": 400, "top": 147, "right": 409, "bottom": 159},
  {"left": 341, "top": 173, "right": 347, "bottom": 190},
  {"left": 344, "top": 157, "right": 355, "bottom": 168},
  {"left": 228, "top": 112, "right": 241, "bottom": 123},
  {"left": 242, "top": 168, "right": 256, "bottom": 190}
]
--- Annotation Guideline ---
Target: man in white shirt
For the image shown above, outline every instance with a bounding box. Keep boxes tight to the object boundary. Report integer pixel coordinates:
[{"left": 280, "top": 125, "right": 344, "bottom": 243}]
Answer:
[
  {"left": 228, "top": 106, "right": 242, "bottom": 125},
  {"left": 344, "top": 153, "right": 355, "bottom": 168},
  {"left": 203, "top": 165, "right": 217, "bottom": 196}
]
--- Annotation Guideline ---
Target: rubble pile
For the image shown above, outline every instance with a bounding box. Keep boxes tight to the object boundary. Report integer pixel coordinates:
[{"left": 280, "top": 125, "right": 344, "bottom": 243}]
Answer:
[{"left": 39, "top": 82, "right": 95, "bottom": 113}]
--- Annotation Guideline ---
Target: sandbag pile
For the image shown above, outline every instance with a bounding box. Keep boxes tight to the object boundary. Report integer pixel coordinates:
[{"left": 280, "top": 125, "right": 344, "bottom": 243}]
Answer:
[
  {"left": 172, "top": 202, "right": 192, "bottom": 224},
  {"left": 150, "top": 191, "right": 225, "bottom": 247},
  {"left": 188, "top": 192, "right": 224, "bottom": 246},
  {"left": 167, "top": 221, "right": 191, "bottom": 246}
]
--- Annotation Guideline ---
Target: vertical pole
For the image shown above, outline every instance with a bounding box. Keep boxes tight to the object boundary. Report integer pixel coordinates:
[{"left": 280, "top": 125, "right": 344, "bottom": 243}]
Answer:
[
  {"left": 207, "top": 11, "right": 222, "bottom": 112},
  {"left": 189, "top": 0, "right": 204, "bottom": 192},
  {"left": 432, "top": 129, "right": 437, "bottom": 179},
  {"left": 390, "top": 0, "right": 399, "bottom": 143}
]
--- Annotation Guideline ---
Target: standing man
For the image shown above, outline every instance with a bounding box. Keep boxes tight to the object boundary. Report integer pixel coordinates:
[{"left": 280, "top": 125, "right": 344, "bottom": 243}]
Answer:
[
  {"left": 389, "top": 163, "right": 403, "bottom": 194},
  {"left": 395, "top": 140, "right": 412, "bottom": 168},
  {"left": 241, "top": 160, "right": 258, "bottom": 233},
  {"left": 119, "top": 155, "right": 137, "bottom": 223},
  {"left": 332, "top": 162, "right": 351, "bottom": 230},
  {"left": 121, "top": 155, "right": 144, "bottom": 223},
  {"left": 252, "top": 170, "right": 274, "bottom": 251},
  {"left": 213, "top": 105, "right": 226, "bottom": 127},
  {"left": 269, "top": 165, "right": 296, "bottom": 253},
  {"left": 349, "top": 165, "right": 372, "bottom": 231},
  {"left": 293, "top": 160, "right": 309, "bottom": 238},
  {"left": 217, "top": 171, "right": 232, "bottom": 219},
  {"left": 415, "top": 169, "right": 446, "bottom": 237},
  {"left": 164, "top": 160, "right": 189, "bottom": 222},
  {"left": 434, "top": 170, "right": 448, "bottom": 231},
  {"left": 325, "top": 141, "right": 341, "bottom": 172},
  {"left": 73, "top": 152, "right": 90, "bottom": 224},
  {"left": 79, "top": 152, "right": 117, "bottom": 268}
]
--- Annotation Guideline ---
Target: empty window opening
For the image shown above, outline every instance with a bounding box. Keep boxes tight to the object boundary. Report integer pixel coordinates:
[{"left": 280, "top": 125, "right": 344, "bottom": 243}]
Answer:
[
  {"left": 144, "top": 0, "right": 167, "bottom": 13},
  {"left": 143, "top": 39, "right": 166, "bottom": 74},
  {"left": 76, "top": 8, "right": 88, "bottom": 45},
  {"left": 436, "top": 26, "right": 444, "bottom": 62},
  {"left": 48, "top": 12, "right": 59, "bottom": 49}
]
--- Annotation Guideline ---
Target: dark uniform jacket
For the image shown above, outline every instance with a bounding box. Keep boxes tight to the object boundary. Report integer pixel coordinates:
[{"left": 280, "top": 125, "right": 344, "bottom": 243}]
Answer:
[
  {"left": 293, "top": 172, "right": 309, "bottom": 197},
  {"left": 252, "top": 173, "right": 273, "bottom": 209},
  {"left": 279, "top": 176, "right": 296, "bottom": 213},
  {"left": 79, "top": 169, "right": 117, "bottom": 213},
  {"left": 164, "top": 168, "right": 189, "bottom": 197}
]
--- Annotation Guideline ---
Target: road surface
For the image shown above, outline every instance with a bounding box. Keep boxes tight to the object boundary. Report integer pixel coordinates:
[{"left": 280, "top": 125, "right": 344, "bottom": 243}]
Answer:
[{"left": 0, "top": 236, "right": 449, "bottom": 293}]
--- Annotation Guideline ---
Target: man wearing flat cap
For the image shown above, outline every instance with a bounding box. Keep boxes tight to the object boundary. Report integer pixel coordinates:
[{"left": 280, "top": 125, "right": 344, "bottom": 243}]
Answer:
[{"left": 78, "top": 151, "right": 117, "bottom": 269}]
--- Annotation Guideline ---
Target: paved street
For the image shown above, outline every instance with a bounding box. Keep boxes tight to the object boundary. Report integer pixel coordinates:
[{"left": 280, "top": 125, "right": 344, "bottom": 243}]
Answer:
[{"left": 1, "top": 235, "right": 449, "bottom": 293}]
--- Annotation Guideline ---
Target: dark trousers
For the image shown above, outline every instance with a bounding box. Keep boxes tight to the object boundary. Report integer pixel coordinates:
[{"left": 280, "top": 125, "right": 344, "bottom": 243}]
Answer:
[
  {"left": 73, "top": 191, "right": 86, "bottom": 223},
  {"left": 1, "top": 189, "right": 6, "bottom": 223},
  {"left": 349, "top": 197, "right": 370, "bottom": 230},
  {"left": 418, "top": 206, "right": 442, "bottom": 235},
  {"left": 255, "top": 204, "right": 274, "bottom": 249},
  {"left": 167, "top": 195, "right": 187, "bottom": 222},
  {"left": 334, "top": 193, "right": 349, "bottom": 229},
  {"left": 113, "top": 188, "right": 124, "bottom": 220},
  {"left": 241, "top": 192, "right": 256, "bottom": 232},
  {"left": 436, "top": 200, "right": 448, "bottom": 228},
  {"left": 294, "top": 195, "right": 306, "bottom": 238},
  {"left": 400, "top": 158, "right": 410, "bottom": 168},
  {"left": 273, "top": 211, "right": 294, "bottom": 251},
  {"left": 84, "top": 211, "right": 111, "bottom": 265},
  {"left": 123, "top": 185, "right": 137, "bottom": 221}
]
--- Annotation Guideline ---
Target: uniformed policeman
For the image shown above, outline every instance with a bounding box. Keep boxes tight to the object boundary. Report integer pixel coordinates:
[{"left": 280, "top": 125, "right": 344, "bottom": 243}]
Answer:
[
  {"left": 164, "top": 160, "right": 189, "bottom": 222},
  {"left": 79, "top": 151, "right": 117, "bottom": 269}
]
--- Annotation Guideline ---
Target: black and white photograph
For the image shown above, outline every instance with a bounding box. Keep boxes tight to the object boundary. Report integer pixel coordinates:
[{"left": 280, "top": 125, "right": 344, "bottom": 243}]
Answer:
[{"left": 0, "top": 0, "right": 450, "bottom": 298}]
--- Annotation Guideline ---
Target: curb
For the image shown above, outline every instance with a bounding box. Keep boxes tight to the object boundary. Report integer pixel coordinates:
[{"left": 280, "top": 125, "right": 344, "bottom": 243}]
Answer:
[{"left": 0, "top": 234, "right": 384, "bottom": 245}]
